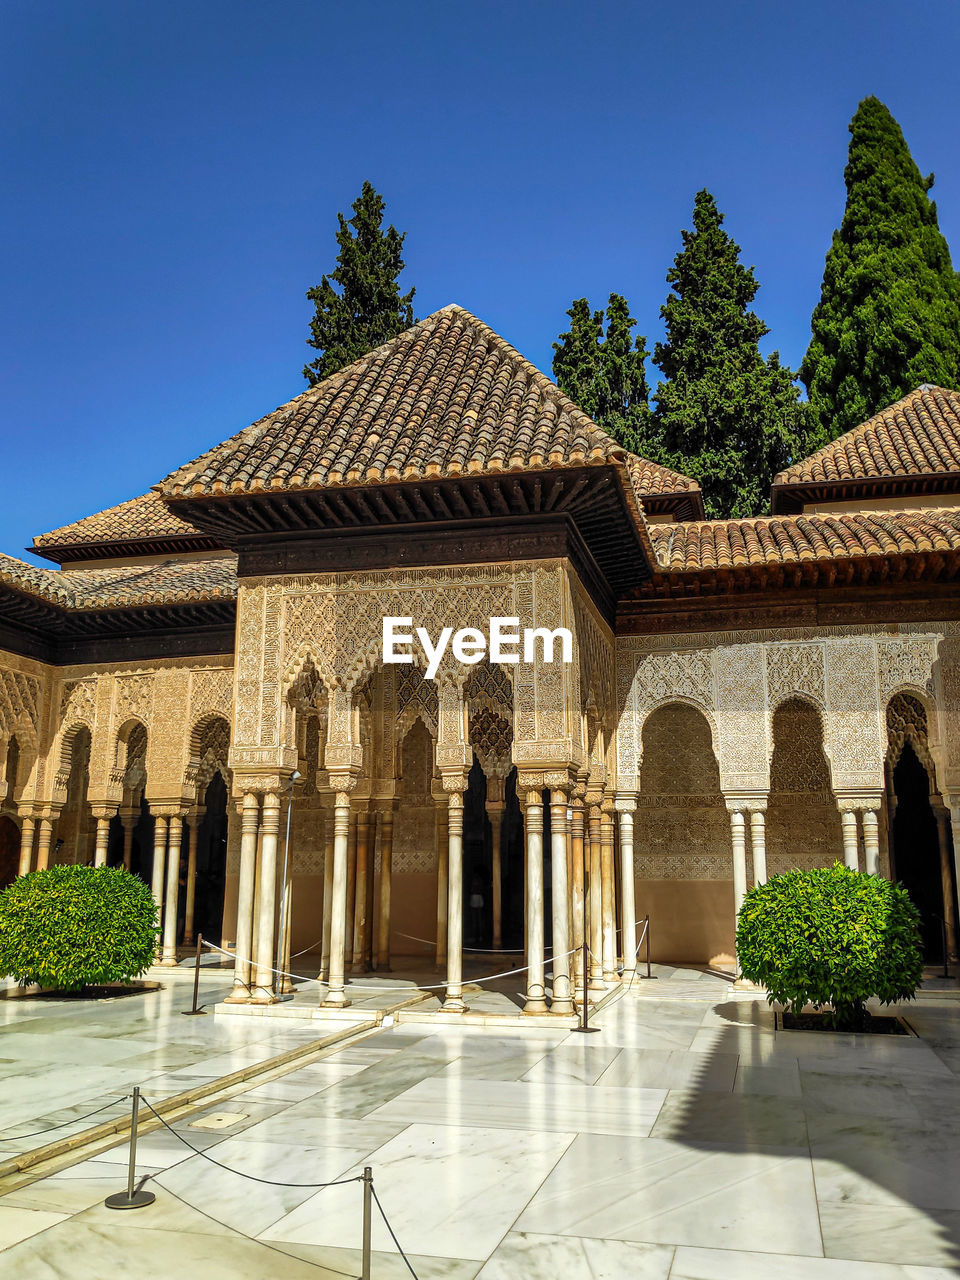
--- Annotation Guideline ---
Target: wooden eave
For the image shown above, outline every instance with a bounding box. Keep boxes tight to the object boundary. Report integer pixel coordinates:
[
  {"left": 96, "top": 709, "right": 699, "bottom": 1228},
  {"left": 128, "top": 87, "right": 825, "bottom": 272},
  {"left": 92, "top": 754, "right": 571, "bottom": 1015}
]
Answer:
[
  {"left": 771, "top": 472, "right": 960, "bottom": 514},
  {"left": 31, "top": 532, "right": 224, "bottom": 565}
]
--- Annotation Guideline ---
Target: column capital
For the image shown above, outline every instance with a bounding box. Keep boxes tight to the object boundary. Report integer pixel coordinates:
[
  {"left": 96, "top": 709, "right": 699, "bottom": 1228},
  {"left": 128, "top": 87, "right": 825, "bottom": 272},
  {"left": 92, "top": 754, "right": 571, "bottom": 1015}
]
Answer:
[
  {"left": 90, "top": 803, "right": 119, "bottom": 822},
  {"left": 439, "top": 770, "right": 469, "bottom": 795},
  {"left": 724, "top": 791, "right": 768, "bottom": 814},
  {"left": 835, "top": 789, "right": 884, "bottom": 814},
  {"left": 614, "top": 790, "right": 638, "bottom": 813}
]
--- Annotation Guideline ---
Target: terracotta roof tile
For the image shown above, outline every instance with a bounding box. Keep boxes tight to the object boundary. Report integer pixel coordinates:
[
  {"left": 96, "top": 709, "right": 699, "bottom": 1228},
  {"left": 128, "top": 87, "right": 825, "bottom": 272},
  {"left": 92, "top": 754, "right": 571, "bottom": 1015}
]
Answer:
[
  {"left": 32, "top": 492, "right": 217, "bottom": 560},
  {"left": 159, "top": 306, "right": 688, "bottom": 504},
  {"left": 775, "top": 385, "right": 960, "bottom": 487},
  {"left": 0, "top": 555, "right": 237, "bottom": 610},
  {"left": 648, "top": 508, "right": 960, "bottom": 575}
]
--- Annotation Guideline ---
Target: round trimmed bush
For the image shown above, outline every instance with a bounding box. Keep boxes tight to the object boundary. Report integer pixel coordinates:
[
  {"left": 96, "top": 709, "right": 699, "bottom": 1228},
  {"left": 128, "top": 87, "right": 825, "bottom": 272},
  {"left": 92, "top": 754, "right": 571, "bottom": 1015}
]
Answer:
[
  {"left": 736, "top": 863, "right": 923, "bottom": 1030},
  {"left": 0, "top": 863, "right": 159, "bottom": 992}
]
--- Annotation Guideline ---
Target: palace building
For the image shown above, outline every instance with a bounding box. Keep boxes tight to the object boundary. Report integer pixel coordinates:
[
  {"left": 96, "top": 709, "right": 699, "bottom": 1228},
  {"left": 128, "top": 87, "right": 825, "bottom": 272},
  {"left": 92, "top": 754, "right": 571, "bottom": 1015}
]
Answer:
[{"left": 2, "top": 305, "right": 960, "bottom": 1015}]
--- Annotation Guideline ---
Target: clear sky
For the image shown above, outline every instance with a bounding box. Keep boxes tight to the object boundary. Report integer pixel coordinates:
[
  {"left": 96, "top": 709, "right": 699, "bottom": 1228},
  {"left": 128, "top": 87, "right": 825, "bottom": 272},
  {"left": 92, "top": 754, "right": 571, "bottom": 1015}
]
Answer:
[{"left": 2, "top": 0, "right": 959, "bottom": 560}]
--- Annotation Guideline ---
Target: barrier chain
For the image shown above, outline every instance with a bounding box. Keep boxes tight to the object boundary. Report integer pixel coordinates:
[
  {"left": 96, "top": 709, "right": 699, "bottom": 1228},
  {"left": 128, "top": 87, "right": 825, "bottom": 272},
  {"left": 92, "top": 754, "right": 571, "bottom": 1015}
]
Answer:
[{"left": 0, "top": 1092, "right": 132, "bottom": 1143}]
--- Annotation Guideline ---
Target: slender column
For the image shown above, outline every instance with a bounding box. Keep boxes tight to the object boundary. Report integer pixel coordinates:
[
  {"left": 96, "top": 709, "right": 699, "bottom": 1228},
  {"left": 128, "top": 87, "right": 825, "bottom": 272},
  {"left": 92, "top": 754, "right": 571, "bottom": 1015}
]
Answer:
[
  {"left": 322, "top": 790, "right": 353, "bottom": 1008},
  {"left": 353, "top": 808, "right": 371, "bottom": 972},
  {"left": 949, "top": 801, "right": 960, "bottom": 959},
  {"left": 600, "top": 804, "right": 617, "bottom": 983},
  {"left": 487, "top": 800, "right": 504, "bottom": 951},
  {"left": 861, "top": 809, "right": 880, "bottom": 876},
  {"left": 749, "top": 808, "right": 768, "bottom": 886},
  {"left": 160, "top": 814, "right": 184, "bottom": 965},
  {"left": 320, "top": 808, "right": 334, "bottom": 981},
  {"left": 93, "top": 812, "right": 112, "bottom": 868},
  {"left": 151, "top": 814, "right": 168, "bottom": 910},
  {"left": 226, "top": 793, "right": 260, "bottom": 1000},
  {"left": 35, "top": 816, "right": 55, "bottom": 870},
  {"left": 435, "top": 801, "right": 449, "bottom": 969},
  {"left": 183, "top": 811, "right": 201, "bottom": 945},
  {"left": 549, "top": 790, "right": 573, "bottom": 1014},
  {"left": 934, "top": 805, "right": 959, "bottom": 963},
  {"left": 252, "top": 792, "right": 281, "bottom": 1002},
  {"left": 587, "top": 805, "right": 604, "bottom": 987},
  {"left": 17, "top": 815, "right": 35, "bottom": 878},
  {"left": 444, "top": 786, "right": 467, "bottom": 1012},
  {"left": 570, "top": 798, "right": 586, "bottom": 998},
  {"left": 841, "top": 808, "right": 860, "bottom": 870},
  {"left": 120, "top": 809, "right": 137, "bottom": 872},
  {"left": 376, "top": 804, "right": 394, "bottom": 971},
  {"left": 523, "top": 788, "right": 547, "bottom": 1014},
  {"left": 344, "top": 810, "right": 358, "bottom": 976},
  {"left": 617, "top": 798, "right": 638, "bottom": 978},
  {"left": 729, "top": 806, "right": 748, "bottom": 920}
]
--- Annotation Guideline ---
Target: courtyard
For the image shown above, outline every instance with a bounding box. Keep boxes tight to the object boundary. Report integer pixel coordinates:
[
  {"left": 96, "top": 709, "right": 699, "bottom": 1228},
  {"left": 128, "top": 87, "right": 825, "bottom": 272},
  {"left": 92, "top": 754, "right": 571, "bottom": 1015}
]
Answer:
[{"left": 0, "top": 969, "right": 959, "bottom": 1278}]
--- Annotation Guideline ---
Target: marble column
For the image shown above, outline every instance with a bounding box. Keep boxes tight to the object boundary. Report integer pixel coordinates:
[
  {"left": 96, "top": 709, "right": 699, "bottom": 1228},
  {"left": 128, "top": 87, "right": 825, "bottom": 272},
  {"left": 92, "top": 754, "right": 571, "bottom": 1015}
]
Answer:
[
  {"left": 226, "top": 792, "right": 260, "bottom": 1001},
  {"left": 17, "top": 815, "right": 34, "bottom": 878},
  {"left": 570, "top": 797, "right": 586, "bottom": 999},
  {"left": 183, "top": 810, "right": 201, "bottom": 945},
  {"left": 729, "top": 806, "right": 748, "bottom": 921},
  {"left": 749, "top": 807, "right": 768, "bottom": 886},
  {"left": 35, "top": 815, "right": 55, "bottom": 870},
  {"left": 120, "top": 808, "right": 137, "bottom": 872},
  {"left": 934, "top": 804, "right": 959, "bottom": 963},
  {"left": 549, "top": 789, "right": 574, "bottom": 1014},
  {"left": 600, "top": 804, "right": 617, "bottom": 983},
  {"left": 486, "top": 788, "right": 505, "bottom": 951},
  {"left": 523, "top": 788, "right": 547, "bottom": 1014},
  {"left": 444, "top": 784, "right": 467, "bottom": 1012},
  {"left": 616, "top": 796, "right": 638, "bottom": 978},
  {"left": 949, "top": 799, "right": 960, "bottom": 954},
  {"left": 587, "top": 804, "right": 604, "bottom": 988},
  {"left": 320, "top": 808, "right": 334, "bottom": 981},
  {"left": 862, "top": 808, "right": 881, "bottom": 876},
  {"left": 841, "top": 808, "right": 860, "bottom": 871},
  {"left": 344, "top": 809, "right": 358, "bottom": 976},
  {"left": 252, "top": 792, "right": 281, "bottom": 1002},
  {"left": 322, "top": 790, "right": 352, "bottom": 1008},
  {"left": 377, "top": 803, "right": 394, "bottom": 971},
  {"left": 92, "top": 810, "right": 113, "bottom": 868},
  {"left": 353, "top": 807, "right": 371, "bottom": 972},
  {"left": 160, "top": 814, "right": 184, "bottom": 966},
  {"left": 151, "top": 814, "right": 168, "bottom": 911},
  {"left": 435, "top": 800, "right": 449, "bottom": 970}
]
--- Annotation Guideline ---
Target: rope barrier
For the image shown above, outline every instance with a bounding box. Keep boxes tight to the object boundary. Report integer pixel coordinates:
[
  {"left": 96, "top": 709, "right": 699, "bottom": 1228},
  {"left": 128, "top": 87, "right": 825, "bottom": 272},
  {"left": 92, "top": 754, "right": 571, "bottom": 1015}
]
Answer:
[
  {"left": 397, "top": 931, "right": 523, "bottom": 955},
  {"left": 371, "top": 1183, "right": 421, "bottom": 1279},
  {"left": 0, "top": 1093, "right": 132, "bottom": 1142},
  {"left": 140, "top": 1097, "right": 366, "bottom": 1190}
]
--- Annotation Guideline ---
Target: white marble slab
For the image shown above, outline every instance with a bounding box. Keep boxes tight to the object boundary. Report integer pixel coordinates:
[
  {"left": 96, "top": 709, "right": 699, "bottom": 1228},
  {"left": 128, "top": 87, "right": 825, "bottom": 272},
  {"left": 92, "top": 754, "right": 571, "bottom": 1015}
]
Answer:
[
  {"left": 819, "top": 1200, "right": 960, "bottom": 1269},
  {"left": 476, "top": 1230, "right": 675, "bottom": 1278},
  {"left": 0, "top": 1204, "right": 69, "bottom": 1249},
  {"left": 596, "top": 1047, "right": 739, "bottom": 1092},
  {"left": 671, "top": 1244, "right": 958, "bottom": 1279}
]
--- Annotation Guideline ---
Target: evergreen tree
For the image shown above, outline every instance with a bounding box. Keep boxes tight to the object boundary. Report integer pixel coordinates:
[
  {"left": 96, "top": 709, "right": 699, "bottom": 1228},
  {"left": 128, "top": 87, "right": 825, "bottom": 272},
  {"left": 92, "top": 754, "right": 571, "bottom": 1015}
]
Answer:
[
  {"left": 652, "top": 190, "right": 808, "bottom": 519},
  {"left": 552, "top": 293, "right": 651, "bottom": 451},
  {"left": 802, "top": 97, "right": 960, "bottom": 441},
  {"left": 303, "top": 181, "right": 416, "bottom": 385}
]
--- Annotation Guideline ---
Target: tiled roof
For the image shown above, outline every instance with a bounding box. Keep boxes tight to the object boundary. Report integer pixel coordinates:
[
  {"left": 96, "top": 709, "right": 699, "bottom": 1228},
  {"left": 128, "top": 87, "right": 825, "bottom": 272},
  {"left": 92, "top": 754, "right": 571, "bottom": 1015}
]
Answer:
[
  {"left": 624, "top": 455, "right": 701, "bottom": 498},
  {"left": 160, "top": 306, "right": 673, "bottom": 501},
  {"left": 32, "top": 492, "right": 218, "bottom": 562},
  {"left": 648, "top": 509, "right": 960, "bottom": 576},
  {"left": 0, "top": 555, "right": 237, "bottom": 610},
  {"left": 774, "top": 385, "right": 960, "bottom": 488}
]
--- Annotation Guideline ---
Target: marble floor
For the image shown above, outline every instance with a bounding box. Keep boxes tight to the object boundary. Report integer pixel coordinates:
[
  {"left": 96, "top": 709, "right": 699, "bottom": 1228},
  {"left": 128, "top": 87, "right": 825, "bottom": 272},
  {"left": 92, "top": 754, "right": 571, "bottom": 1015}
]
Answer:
[{"left": 2, "top": 966, "right": 960, "bottom": 1277}]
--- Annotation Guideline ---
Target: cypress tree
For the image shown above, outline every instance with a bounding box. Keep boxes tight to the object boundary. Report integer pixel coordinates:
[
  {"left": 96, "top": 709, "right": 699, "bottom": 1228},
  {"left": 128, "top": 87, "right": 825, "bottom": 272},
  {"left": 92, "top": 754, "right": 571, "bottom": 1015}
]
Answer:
[
  {"left": 303, "top": 181, "right": 416, "bottom": 385},
  {"left": 802, "top": 97, "right": 960, "bottom": 441},
  {"left": 652, "top": 190, "right": 808, "bottom": 519},
  {"left": 552, "top": 294, "right": 651, "bottom": 451}
]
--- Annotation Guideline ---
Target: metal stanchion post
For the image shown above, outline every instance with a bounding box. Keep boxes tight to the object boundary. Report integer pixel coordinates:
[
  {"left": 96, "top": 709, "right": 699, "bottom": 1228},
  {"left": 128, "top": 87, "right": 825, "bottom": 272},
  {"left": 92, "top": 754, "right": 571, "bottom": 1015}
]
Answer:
[
  {"left": 181, "top": 933, "right": 207, "bottom": 1015},
  {"left": 361, "top": 1166, "right": 373, "bottom": 1280},
  {"left": 105, "top": 1088, "right": 156, "bottom": 1209}
]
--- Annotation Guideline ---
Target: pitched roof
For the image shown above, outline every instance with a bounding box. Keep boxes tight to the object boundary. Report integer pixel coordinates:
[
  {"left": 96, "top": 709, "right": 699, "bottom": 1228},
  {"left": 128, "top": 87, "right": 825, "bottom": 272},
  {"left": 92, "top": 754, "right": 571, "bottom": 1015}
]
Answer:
[
  {"left": 32, "top": 492, "right": 221, "bottom": 564},
  {"left": 647, "top": 508, "right": 960, "bottom": 578},
  {"left": 772, "top": 385, "right": 960, "bottom": 511},
  {"left": 159, "top": 306, "right": 687, "bottom": 503},
  {"left": 0, "top": 554, "right": 237, "bottom": 610}
]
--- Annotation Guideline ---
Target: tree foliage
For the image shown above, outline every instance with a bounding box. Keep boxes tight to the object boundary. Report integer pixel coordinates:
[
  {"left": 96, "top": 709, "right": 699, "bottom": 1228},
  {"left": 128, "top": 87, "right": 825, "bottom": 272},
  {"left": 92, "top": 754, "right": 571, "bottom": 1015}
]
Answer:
[
  {"left": 736, "top": 863, "right": 922, "bottom": 1031},
  {"left": 552, "top": 293, "right": 651, "bottom": 452},
  {"left": 304, "top": 181, "right": 416, "bottom": 385},
  {"left": 0, "top": 864, "right": 159, "bottom": 991},
  {"left": 802, "top": 97, "right": 960, "bottom": 442},
  {"left": 651, "top": 190, "right": 808, "bottom": 518}
]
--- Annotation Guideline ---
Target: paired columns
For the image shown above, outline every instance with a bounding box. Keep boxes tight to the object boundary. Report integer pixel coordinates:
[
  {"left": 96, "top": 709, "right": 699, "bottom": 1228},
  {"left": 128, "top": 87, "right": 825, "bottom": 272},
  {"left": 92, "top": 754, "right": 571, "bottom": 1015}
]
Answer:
[
  {"left": 836, "top": 794, "right": 884, "bottom": 874},
  {"left": 17, "top": 810, "right": 60, "bottom": 876}
]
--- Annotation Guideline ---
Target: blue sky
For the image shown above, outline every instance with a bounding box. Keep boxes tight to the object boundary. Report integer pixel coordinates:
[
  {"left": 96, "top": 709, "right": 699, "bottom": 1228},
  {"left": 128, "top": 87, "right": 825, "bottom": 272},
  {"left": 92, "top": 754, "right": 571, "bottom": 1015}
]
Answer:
[{"left": 2, "top": 1, "right": 959, "bottom": 559}]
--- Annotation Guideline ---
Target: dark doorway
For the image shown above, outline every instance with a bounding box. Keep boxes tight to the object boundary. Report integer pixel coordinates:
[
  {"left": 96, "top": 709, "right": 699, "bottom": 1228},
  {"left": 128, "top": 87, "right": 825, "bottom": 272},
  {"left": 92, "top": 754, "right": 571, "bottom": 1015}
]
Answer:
[
  {"left": 464, "top": 757, "right": 489, "bottom": 946},
  {"left": 891, "top": 743, "right": 948, "bottom": 963},
  {"left": 500, "top": 767, "right": 526, "bottom": 951},
  {"left": 0, "top": 816, "right": 19, "bottom": 888},
  {"left": 193, "top": 774, "right": 228, "bottom": 945}
]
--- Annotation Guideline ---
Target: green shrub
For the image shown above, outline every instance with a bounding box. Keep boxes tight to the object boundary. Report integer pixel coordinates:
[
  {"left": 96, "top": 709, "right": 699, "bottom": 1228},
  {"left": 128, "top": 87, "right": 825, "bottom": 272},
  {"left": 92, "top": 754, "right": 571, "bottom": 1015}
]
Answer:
[
  {"left": 0, "top": 863, "right": 159, "bottom": 992},
  {"left": 736, "top": 863, "right": 923, "bottom": 1030}
]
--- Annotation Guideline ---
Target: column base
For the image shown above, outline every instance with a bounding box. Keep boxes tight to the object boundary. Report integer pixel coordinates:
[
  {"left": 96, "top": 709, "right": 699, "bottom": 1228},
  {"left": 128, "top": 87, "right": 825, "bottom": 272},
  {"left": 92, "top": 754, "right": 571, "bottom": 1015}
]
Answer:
[
  {"left": 321, "top": 991, "right": 351, "bottom": 1009},
  {"left": 157, "top": 954, "right": 181, "bottom": 968},
  {"left": 551, "top": 998, "right": 576, "bottom": 1015},
  {"left": 442, "top": 995, "right": 468, "bottom": 1013},
  {"left": 523, "top": 999, "right": 549, "bottom": 1015},
  {"left": 222, "top": 986, "right": 254, "bottom": 1004},
  {"left": 251, "top": 987, "right": 279, "bottom": 1004}
]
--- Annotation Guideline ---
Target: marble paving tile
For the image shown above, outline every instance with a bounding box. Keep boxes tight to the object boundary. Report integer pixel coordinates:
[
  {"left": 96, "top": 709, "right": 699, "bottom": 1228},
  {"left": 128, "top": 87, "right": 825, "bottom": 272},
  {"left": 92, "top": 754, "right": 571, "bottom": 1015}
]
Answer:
[
  {"left": 0, "top": 1033, "right": 154, "bottom": 1065},
  {"left": 235, "top": 1075, "right": 334, "bottom": 1102},
  {"left": 276, "top": 1239, "right": 482, "bottom": 1277},
  {"left": 799, "top": 1068, "right": 923, "bottom": 1121},
  {"left": 287, "top": 1048, "right": 460, "bottom": 1120},
  {"left": 517, "top": 1132, "right": 822, "bottom": 1255},
  {"left": 1, "top": 1165, "right": 150, "bottom": 1214},
  {"left": 596, "top": 1048, "right": 739, "bottom": 1092},
  {"left": 819, "top": 1200, "right": 960, "bottom": 1269},
  {"left": 369, "top": 1076, "right": 667, "bottom": 1136},
  {"left": 0, "top": 1204, "right": 69, "bottom": 1249},
  {"left": 650, "top": 1088, "right": 808, "bottom": 1149},
  {"left": 475, "top": 1230, "right": 675, "bottom": 1278},
  {"left": 88, "top": 1126, "right": 223, "bottom": 1171},
  {"left": 156, "top": 1137, "right": 374, "bottom": 1236},
  {"left": 261, "top": 1121, "right": 574, "bottom": 1260},
  {"left": 520, "top": 1043, "right": 623, "bottom": 1086},
  {"left": 671, "top": 1244, "right": 958, "bottom": 1279},
  {"left": 0, "top": 1218, "right": 339, "bottom": 1279},
  {"left": 435, "top": 1039, "right": 551, "bottom": 1082},
  {"left": 733, "top": 1063, "right": 803, "bottom": 1096},
  {"left": 228, "top": 1109, "right": 408, "bottom": 1150},
  {"left": 809, "top": 1119, "right": 960, "bottom": 1211}
]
